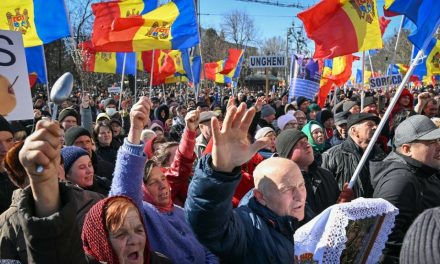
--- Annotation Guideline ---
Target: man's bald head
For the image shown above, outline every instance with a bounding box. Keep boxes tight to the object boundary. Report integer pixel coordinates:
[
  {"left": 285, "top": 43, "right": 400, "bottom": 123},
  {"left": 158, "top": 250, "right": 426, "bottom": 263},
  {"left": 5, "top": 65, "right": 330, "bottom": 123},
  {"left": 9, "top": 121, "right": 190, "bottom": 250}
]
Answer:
[{"left": 253, "top": 157, "right": 307, "bottom": 220}]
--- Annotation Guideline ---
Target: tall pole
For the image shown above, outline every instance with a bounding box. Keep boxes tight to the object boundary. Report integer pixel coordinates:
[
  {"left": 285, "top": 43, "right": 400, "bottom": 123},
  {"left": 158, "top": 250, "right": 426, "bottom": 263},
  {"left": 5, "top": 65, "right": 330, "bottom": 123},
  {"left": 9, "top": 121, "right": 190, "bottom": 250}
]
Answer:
[
  {"left": 361, "top": 51, "right": 366, "bottom": 109},
  {"left": 118, "top": 53, "right": 127, "bottom": 111},
  {"left": 149, "top": 49, "right": 155, "bottom": 97},
  {"left": 349, "top": 49, "right": 425, "bottom": 189}
]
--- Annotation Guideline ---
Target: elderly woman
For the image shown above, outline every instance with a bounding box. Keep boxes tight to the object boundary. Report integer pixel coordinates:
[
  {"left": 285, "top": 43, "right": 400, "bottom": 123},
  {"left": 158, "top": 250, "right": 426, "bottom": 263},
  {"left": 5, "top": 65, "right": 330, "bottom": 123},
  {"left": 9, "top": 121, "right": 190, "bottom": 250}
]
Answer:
[
  {"left": 111, "top": 98, "right": 218, "bottom": 264},
  {"left": 302, "top": 120, "right": 329, "bottom": 165}
]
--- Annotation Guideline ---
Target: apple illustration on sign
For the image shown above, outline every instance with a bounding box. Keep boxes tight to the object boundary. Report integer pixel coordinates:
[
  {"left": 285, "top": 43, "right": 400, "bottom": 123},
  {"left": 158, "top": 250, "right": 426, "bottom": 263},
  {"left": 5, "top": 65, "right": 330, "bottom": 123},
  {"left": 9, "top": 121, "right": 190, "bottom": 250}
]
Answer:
[{"left": 0, "top": 75, "right": 17, "bottom": 116}]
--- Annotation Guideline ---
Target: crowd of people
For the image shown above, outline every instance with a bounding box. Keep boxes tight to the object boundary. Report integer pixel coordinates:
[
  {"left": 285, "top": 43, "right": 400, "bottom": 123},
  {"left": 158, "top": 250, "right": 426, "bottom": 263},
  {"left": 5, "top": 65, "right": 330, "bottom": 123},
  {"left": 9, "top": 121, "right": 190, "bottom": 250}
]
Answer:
[{"left": 1, "top": 84, "right": 440, "bottom": 263}]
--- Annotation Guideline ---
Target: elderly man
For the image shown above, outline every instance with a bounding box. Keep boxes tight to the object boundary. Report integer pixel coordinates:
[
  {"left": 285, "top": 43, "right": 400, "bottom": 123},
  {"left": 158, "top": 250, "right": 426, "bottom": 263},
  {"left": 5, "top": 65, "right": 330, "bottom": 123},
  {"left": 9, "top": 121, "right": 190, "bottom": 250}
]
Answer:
[
  {"left": 370, "top": 115, "right": 440, "bottom": 263},
  {"left": 321, "top": 113, "right": 386, "bottom": 198},
  {"left": 185, "top": 100, "right": 307, "bottom": 263},
  {"left": 195, "top": 111, "right": 218, "bottom": 158}
]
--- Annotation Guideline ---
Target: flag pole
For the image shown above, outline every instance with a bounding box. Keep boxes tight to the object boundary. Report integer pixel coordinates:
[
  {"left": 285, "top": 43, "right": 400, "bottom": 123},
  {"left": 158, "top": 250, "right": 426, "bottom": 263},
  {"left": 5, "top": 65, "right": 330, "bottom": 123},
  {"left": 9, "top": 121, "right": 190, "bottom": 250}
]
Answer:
[
  {"left": 40, "top": 45, "right": 51, "bottom": 114},
  {"left": 118, "top": 53, "right": 127, "bottom": 111},
  {"left": 134, "top": 57, "right": 138, "bottom": 102},
  {"left": 149, "top": 49, "right": 155, "bottom": 97},
  {"left": 348, "top": 48, "right": 425, "bottom": 189},
  {"left": 386, "top": 16, "right": 405, "bottom": 92},
  {"left": 368, "top": 52, "right": 375, "bottom": 73},
  {"left": 360, "top": 51, "right": 366, "bottom": 109}
]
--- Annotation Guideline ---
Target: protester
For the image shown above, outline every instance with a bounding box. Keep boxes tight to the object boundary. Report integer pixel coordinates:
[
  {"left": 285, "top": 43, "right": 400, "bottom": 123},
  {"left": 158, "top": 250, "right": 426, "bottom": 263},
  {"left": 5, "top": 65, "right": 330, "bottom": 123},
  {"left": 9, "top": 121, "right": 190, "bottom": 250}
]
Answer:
[
  {"left": 329, "top": 112, "right": 348, "bottom": 147},
  {"left": 110, "top": 97, "right": 218, "bottom": 264},
  {"left": 400, "top": 206, "right": 440, "bottom": 264},
  {"left": 342, "top": 100, "right": 360, "bottom": 114},
  {"left": 195, "top": 111, "right": 218, "bottom": 158},
  {"left": 294, "top": 110, "right": 307, "bottom": 129},
  {"left": 321, "top": 113, "right": 386, "bottom": 197},
  {"left": 276, "top": 129, "right": 344, "bottom": 217},
  {"left": 0, "top": 116, "right": 17, "bottom": 214},
  {"left": 301, "top": 120, "right": 328, "bottom": 165},
  {"left": 93, "top": 122, "right": 121, "bottom": 164},
  {"left": 185, "top": 98, "right": 306, "bottom": 263},
  {"left": 58, "top": 107, "right": 79, "bottom": 131},
  {"left": 61, "top": 146, "right": 110, "bottom": 195},
  {"left": 361, "top": 97, "right": 379, "bottom": 115},
  {"left": 307, "top": 103, "right": 321, "bottom": 120},
  {"left": 371, "top": 115, "right": 440, "bottom": 263},
  {"left": 297, "top": 96, "right": 310, "bottom": 113},
  {"left": 258, "top": 104, "right": 276, "bottom": 130},
  {"left": 64, "top": 126, "right": 115, "bottom": 180},
  {"left": 277, "top": 113, "right": 298, "bottom": 131}
]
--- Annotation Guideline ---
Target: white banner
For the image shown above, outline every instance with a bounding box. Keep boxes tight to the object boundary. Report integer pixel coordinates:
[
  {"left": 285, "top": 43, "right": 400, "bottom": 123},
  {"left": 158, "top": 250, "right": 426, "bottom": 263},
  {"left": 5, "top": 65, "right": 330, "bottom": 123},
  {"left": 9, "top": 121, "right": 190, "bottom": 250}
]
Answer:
[
  {"left": 249, "top": 56, "right": 286, "bottom": 68},
  {"left": 369, "top": 74, "right": 403, "bottom": 89},
  {"left": 0, "top": 30, "right": 34, "bottom": 121},
  {"left": 108, "top": 86, "right": 121, "bottom": 93}
]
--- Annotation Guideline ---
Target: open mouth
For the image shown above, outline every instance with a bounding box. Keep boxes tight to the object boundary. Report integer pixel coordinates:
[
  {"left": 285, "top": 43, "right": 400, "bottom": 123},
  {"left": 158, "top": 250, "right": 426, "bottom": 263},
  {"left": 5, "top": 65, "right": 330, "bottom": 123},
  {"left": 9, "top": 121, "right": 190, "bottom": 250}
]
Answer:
[{"left": 127, "top": 251, "right": 139, "bottom": 261}]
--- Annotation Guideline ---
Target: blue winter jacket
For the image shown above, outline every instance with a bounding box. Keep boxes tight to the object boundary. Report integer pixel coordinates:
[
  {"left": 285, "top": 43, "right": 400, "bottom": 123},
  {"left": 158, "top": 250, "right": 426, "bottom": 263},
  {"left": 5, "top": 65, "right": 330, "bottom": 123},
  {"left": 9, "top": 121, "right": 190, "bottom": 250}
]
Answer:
[{"left": 185, "top": 155, "right": 299, "bottom": 264}]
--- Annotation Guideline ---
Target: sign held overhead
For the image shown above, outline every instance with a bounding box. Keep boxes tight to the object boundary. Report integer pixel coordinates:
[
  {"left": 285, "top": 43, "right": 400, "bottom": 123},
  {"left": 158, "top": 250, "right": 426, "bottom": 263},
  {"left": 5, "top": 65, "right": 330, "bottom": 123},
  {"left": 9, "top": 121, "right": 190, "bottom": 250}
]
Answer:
[
  {"left": 249, "top": 56, "right": 286, "bottom": 68},
  {"left": 369, "top": 74, "right": 403, "bottom": 89}
]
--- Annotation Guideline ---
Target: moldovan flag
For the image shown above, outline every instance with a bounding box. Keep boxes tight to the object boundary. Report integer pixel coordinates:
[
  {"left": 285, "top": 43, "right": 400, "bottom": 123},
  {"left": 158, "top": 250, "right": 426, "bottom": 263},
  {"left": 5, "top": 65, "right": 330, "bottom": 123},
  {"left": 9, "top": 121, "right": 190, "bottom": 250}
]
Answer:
[
  {"left": 93, "top": 0, "right": 199, "bottom": 52},
  {"left": 0, "top": 0, "right": 71, "bottom": 47},
  {"left": 91, "top": 0, "right": 157, "bottom": 52},
  {"left": 80, "top": 41, "right": 136, "bottom": 74},
  {"left": 384, "top": 0, "right": 440, "bottom": 49},
  {"left": 219, "top": 49, "right": 244, "bottom": 75},
  {"left": 25, "top": 45, "right": 47, "bottom": 84},
  {"left": 298, "top": 0, "right": 383, "bottom": 59},
  {"left": 423, "top": 38, "right": 440, "bottom": 78},
  {"left": 204, "top": 61, "right": 231, "bottom": 84}
]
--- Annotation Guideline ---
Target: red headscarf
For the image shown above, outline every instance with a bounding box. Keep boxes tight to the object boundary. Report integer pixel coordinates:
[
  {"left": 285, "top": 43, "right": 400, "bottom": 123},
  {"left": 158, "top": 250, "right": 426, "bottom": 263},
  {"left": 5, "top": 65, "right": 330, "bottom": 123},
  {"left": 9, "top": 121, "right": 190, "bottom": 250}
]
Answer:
[{"left": 81, "top": 196, "right": 151, "bottom": 264}]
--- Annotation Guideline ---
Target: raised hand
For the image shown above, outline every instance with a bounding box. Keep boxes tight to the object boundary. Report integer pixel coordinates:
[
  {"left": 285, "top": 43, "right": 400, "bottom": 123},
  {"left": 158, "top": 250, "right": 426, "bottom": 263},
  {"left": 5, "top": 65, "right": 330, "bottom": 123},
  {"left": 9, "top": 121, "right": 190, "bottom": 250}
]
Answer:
[
  {"left": 128, "top": 96, "right": 151, "bottom": 144},
  {"left": 19, "top": 120, "right": 61, "bottom": 183},
  {"left": 81, "top": 94, "right": 90, "bottom": 109},
  {"left": 19, "top": 120, "right": 62, "bottom": 217},
  {"left": 254, "top": 96, "right": 266, "bottom": 112},
  {"left": 211, "top": 101, "right": 270, "bottom": 172},
  {"left": 185, "top": 107, "right": 201, "bottom": 132}
]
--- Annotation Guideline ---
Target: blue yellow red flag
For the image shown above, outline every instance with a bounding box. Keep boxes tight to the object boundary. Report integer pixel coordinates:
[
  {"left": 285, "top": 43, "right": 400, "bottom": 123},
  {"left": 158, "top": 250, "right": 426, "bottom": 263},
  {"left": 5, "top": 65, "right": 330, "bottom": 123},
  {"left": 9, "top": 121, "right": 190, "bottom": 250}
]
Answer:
[
  {"left": 219, "top": 49, "right": 244, "bottom": 75},
  {"left": 384, "top": 0, "right": 440, "bottom": 49},
  {"left": 298, "top": 0, "right": 383, "bottom": 59},
  {"left": 25, "top": 45, "right": 47, "bottom": 84},
  {"left": 93, "top": 0, "right": 198, "bottom": 52},
  {"left": 0, "top": 0, "right": 71, "bottom": 47}
]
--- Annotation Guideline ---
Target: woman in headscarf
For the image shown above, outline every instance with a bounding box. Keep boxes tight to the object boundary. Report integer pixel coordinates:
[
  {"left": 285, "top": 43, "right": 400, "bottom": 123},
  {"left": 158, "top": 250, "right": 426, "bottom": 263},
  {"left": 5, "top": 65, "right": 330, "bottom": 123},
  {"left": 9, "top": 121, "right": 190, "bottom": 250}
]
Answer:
[
  {"left": 301, "top": 120, "right": 329, "bottom": 166},
  {"left": 111, "top": 99, "right": 218, "bottom": 264}
]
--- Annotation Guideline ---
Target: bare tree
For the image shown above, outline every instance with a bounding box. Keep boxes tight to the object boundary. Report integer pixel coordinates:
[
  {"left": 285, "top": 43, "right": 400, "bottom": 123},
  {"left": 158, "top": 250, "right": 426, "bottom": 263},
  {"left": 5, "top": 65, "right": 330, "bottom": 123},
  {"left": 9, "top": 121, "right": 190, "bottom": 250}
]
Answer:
[
  {"left": 221, "top": 10, "right": 258, "bottom": 49},
  {"left": 260, "top": 36, "right": 285, "bottom": 55}
]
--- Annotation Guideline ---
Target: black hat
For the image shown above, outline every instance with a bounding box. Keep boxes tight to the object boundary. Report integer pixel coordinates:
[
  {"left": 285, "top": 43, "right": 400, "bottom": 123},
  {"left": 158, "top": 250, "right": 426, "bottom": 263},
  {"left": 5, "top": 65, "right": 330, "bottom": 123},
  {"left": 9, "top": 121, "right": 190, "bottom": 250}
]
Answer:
[
  {"left": 58, "top": 108, "right": 79, "bottom": 122},
  {"left": 316, "top": 110, "right": 334, "bottom": 125},
  {"left": 275, "top": 129, "right": 307, "bottom": 158},
  {"left": 0, "top": 115, "right": 13, "bottom": 135},
  {"left": 347, "top": 113, "right": 380, "bottom": 128},
  {"left": 109, "top": 118, "right": 121, "bottom": 126},
  {"left": 363, "top": 96, "right": 376, "bottom": 108},
  {"left": 343, "top": 100, "right": 358, "bottom": 112},
  {"left": 400, "top": 207, "right": 440, "bottom": 264},
  {"left": 334, "top": 112, "right": 348, "bottom": 126},
  {"left": 64, "top": 127, "right": 91, "bottom": 146},
  {"left": 296, "top": 96, "right": 309, "bottom": 108},
  {"left": 103, "top": 98, "right": 117, "bottom": 108}
]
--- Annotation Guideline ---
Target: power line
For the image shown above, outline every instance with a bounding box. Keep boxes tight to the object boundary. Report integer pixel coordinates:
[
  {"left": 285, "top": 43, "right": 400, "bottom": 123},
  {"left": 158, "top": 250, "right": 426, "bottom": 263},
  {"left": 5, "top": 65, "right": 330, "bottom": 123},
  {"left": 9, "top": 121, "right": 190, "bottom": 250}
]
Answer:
[
  {"left": 233, "top": 0, "right": 306, "bottom": 8},
  {"left": 199, "top": 12, "right": 294, "bottom": 18}
]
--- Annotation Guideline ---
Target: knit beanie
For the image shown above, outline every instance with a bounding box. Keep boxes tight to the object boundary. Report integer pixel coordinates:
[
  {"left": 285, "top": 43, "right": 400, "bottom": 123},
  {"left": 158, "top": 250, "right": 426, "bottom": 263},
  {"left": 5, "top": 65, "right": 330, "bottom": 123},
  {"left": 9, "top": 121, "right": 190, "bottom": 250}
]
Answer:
[
  {"left": 296, "top": 96, "right": 308, "bottom": 109},
  {"left": 277, "top": 114, "right": 297, "bottom": 130},
  {"left": 261, "top": 104, "right": 276, "bottom": 118},
  {"left": 64, "top": 127, "right": 91, "bottom": 146},
  {"left": 310, "top": 124, "right": 322, "bottom": 133},
  {"left": 61, "top": 146, "right": 89, "bottom": 173},
  {"left": 58, "top": 107, "right": 79, "bottom": 122},
  {"left": 82, "top": 196, "right": 151, "bottom": 264},
  {"left": 0, "top": 115, "right": 13, "bottom": 135},
  {"left": 400, "top": 207, "right": 440, "bottom": 264},
  {"left": 255, "top": 127, "right": 275, "bottom": 140},
  {"left": 275, "top": 129, "right": 307, "bottom": 158}
]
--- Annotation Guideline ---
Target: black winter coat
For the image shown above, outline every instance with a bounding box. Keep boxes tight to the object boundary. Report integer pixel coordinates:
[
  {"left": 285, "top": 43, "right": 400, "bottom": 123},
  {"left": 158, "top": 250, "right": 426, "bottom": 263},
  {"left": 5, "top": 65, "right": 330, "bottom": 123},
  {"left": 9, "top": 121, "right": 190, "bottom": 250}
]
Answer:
[
  {"left": 321, "top": 137, "right": 386, "bottom": 198},
  {"left": 302, "top": 162, "right": 340, "bottom": 216},
  {"left": 370, "top": 151, "right": 440, "bottom": 263}
]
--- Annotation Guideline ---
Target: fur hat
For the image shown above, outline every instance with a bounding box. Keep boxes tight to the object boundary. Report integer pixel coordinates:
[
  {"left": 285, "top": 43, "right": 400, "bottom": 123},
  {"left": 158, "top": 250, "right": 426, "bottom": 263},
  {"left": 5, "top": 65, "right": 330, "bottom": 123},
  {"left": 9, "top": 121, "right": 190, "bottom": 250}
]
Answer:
[{"left": 58, "top": 107, "right": 79, "bottom": 122}]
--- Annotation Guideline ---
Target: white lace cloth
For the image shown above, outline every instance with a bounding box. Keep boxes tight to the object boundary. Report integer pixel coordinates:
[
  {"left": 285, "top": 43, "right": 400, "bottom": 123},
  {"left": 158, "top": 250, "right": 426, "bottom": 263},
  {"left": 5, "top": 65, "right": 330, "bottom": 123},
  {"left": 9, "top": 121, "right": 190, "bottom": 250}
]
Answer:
[{"left": 294, "top": 198, "right": 398, "bottom": 264}]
